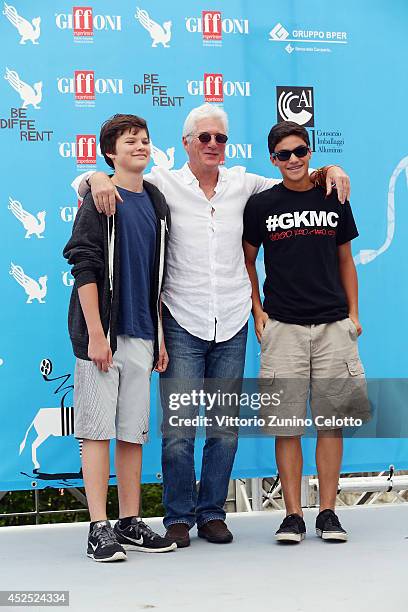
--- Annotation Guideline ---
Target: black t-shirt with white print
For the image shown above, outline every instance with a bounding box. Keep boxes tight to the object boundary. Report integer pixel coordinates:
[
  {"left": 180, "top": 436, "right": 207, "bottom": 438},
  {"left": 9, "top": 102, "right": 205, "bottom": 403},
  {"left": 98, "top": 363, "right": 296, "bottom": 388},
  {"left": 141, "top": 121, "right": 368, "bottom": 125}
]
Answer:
[{"left": 243, "top": 183, "right": 359, "bottom": 325}]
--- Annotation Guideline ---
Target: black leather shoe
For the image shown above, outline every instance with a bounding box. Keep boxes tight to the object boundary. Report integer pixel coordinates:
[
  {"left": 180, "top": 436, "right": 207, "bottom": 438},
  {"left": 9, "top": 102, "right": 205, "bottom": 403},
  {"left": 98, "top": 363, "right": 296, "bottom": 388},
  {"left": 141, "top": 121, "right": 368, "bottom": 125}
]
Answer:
[
  {"left": 165, "top": 523, "right": 191, "bottom": 548},
  {"left": 197, "top": 520, "right": 233, "bottom": 544}
]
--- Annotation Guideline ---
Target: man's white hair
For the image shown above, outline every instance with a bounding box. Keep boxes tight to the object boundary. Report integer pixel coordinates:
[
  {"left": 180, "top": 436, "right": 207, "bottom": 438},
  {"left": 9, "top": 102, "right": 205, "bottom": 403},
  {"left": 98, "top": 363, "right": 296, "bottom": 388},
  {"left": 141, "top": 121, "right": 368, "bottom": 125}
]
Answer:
[{"left": 182, "top": 103, "right": 229, "bottom": 142}]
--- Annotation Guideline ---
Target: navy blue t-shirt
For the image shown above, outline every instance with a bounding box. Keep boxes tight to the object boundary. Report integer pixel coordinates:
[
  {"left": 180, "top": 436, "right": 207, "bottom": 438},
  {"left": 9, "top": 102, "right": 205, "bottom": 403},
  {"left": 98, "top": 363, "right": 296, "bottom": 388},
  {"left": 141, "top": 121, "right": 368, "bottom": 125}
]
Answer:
[{"left": 116, "top": 187, "right": 156, "bottom": 339}]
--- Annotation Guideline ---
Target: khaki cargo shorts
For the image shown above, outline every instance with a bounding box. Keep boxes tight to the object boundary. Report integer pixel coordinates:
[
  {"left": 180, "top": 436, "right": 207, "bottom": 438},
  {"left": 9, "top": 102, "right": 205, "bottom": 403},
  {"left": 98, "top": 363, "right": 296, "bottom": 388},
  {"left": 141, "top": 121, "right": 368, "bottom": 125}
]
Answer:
[{"left": 259, "top": 317, "right": 370, "bottom": 436}]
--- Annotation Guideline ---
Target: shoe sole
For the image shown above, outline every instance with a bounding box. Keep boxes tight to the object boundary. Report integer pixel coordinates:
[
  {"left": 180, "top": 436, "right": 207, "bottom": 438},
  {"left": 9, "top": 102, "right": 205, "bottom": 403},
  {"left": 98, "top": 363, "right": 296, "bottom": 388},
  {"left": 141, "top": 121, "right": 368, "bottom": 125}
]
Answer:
[
  {"left": 316, "top": 528, "right": 348, "bottom": 541},
  {"left": 121, "top": 542, "right": 177, "bottom": 553},
  {"left": 275, "top": 533, "right": 305, "bottom": 543},
  {"left": 197, "top": 533, "right": 233, "bottom": 544},
  {"left": 173, "top": 538, "right": 190, "bottom": 548},
  {"left": 87, "top": 551, "right": 127, "bottom": 562}
]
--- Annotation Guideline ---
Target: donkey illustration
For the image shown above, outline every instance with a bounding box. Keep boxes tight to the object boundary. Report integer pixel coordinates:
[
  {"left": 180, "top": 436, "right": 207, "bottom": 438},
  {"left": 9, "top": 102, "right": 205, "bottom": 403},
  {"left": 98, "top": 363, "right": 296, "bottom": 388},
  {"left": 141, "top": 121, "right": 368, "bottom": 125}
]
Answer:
[{"left": 19, "top": 359, "right": 82, "bottom": 471}]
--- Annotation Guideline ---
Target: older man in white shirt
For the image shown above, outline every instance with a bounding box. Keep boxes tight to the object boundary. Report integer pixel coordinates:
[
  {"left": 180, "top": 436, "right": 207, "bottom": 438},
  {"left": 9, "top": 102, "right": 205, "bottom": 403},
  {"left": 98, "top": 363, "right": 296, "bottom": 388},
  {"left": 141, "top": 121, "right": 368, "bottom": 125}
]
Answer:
[{"left": 73, "top": 104, "right": 350, "bottom": 548}]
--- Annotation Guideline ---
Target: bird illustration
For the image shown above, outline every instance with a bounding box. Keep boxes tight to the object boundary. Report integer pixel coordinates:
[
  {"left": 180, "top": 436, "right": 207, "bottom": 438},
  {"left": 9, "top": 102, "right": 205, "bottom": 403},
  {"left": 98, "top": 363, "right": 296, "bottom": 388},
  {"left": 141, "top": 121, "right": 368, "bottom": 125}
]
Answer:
[
  {"left": 4, "top": 67, "right": 42, "bottom": 109},
  {"left": 135, "top": 7, "right": 171, "bottom": 47},
  {"left": 150, "top": 143, "right": 175, "bottom": 170},
  {"left": 9, "top": 262, "right": 47, "bottom": 304},
  {"left": 3, "top": 3, "right": 41, "bottom": 44},
  {"left": 8, "top": 197, "right": 46, "bottom": 238}
]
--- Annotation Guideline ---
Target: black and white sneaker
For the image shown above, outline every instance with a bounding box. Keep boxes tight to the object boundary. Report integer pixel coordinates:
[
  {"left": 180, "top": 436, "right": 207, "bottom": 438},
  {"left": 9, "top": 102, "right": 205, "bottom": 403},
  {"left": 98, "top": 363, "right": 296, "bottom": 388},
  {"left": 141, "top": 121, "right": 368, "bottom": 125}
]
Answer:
[
  {"left": 114, "top": 517, "right": 177, "bottom": 553},
  {"left": 316, "top": 509, "right": 348, "bottom": 542},
  {"left": 87, "top": 520, "right": 127, "bottom": 562},
  {"left": 275, "top": 513, "right": 306, "bottom": 543}
]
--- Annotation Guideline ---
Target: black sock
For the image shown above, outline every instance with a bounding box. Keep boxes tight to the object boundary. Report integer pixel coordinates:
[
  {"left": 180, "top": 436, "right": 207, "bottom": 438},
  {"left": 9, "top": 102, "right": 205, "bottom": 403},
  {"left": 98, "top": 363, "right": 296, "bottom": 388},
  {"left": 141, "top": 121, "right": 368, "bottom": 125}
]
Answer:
[
  {"left": 90, "top": 519, "right": 107, "bottom": 529},
  {"left": 118, "top": 516, "right": 139, "bottom": 528}
]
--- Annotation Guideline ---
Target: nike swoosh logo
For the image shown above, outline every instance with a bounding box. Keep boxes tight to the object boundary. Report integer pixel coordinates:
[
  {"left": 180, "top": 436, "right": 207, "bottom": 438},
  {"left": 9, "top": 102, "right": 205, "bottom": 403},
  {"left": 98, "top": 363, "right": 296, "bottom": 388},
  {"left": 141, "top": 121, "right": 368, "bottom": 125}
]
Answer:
[
  {"left": 90, "top": 542, "right": 98, "bottom": 551},
  {"left": 124, "top": 535, "right": 143, "bottom": 545},
  {"left": 142, "top": 430, "right": 148, "bottom": 435}
]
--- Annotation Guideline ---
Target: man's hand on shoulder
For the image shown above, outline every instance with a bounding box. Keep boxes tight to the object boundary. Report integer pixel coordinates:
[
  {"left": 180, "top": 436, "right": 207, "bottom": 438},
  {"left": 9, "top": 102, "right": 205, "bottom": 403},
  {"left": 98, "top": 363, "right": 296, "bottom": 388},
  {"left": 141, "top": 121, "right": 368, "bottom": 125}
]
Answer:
[
  {"left": 325, "top": 166, "right": 350, "bottom": 204},
  {"left": 90, "top": 172, "right": 123, "bottom": 216}
]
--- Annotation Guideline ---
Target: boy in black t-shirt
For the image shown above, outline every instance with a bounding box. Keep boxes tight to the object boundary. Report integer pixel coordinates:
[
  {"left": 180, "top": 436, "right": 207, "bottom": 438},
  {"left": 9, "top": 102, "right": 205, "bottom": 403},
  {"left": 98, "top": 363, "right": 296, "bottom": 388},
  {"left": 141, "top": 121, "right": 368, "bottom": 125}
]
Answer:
[{"left": 243, "top": 121, "right": 369, "bottom": 543}]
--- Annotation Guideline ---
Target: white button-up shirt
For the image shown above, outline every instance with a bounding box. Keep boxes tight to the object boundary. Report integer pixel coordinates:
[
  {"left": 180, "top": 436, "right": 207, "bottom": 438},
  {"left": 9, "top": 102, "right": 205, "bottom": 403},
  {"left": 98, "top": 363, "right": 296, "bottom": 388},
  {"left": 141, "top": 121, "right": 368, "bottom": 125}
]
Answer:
[
  {"left": 146, "top": 163, "right": 280, "bottom": 342},
  {"left": 73, "top": 163, "right": 281, "bottom": 342}
]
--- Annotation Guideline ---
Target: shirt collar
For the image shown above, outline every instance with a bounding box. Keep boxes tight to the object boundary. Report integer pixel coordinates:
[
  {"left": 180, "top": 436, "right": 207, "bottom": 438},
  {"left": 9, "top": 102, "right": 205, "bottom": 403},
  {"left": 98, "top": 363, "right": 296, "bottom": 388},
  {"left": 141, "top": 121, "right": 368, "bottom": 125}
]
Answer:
[{"left": 181, "top": 162, "right": 228, "bottom": 185}]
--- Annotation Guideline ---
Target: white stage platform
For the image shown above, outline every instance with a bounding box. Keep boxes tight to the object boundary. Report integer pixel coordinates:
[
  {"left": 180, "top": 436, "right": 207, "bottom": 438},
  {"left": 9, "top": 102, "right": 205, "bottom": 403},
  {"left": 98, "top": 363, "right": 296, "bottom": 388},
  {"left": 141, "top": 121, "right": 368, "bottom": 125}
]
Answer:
[{"left": 1, "top": 504, "right": 406, "bottom": 612}]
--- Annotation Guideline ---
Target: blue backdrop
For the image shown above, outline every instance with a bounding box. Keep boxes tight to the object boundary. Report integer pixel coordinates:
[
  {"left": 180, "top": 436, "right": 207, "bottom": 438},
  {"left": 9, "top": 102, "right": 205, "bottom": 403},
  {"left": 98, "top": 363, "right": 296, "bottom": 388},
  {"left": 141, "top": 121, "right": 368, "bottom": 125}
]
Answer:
[{"left": 1, "top": 0, "right": 407, "bottom": 490}]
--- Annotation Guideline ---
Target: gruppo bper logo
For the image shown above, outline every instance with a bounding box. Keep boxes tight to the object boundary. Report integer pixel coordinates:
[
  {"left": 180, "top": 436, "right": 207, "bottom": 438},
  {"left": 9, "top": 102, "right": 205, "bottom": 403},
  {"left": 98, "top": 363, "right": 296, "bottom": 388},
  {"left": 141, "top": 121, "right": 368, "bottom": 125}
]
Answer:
[
  {"left": 134, "top": 6, "right": 171, "bottom": 47},
  {"left": 57, "top": 71, "right": 123, "bottom": 107},
  {"left": 269, "top": 22, "right": 348, "bottom": 54},
  {"left": 55, "top": 6, "right": 122, "bottom": 43},
  {"left": 185, "top": 11, "right": 249, "bottom": 46},
  {"left": 276, "top": 86, "right": 344, "bottom": 154},
  {"left": 187, "top": 73, "right": 251, "bottom": 103},
  {"left": 3, "top": 3, "right": 41, "bottom": 44}
]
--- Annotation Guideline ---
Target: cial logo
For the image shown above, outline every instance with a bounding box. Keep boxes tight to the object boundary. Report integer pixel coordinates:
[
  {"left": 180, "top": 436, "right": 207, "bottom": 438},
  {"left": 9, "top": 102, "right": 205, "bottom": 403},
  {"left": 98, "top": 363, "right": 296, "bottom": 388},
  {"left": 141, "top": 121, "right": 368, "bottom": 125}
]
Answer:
[
  {"left": 276, "top": 86, "right": 314, "bottom": 127},
  {"left": 135, "top": 6, "right": 171, "bottom": 47},
  {"left": 186, "top": 11, "right": 249, "bottom": 46},
  {"left": 187, "top": 74, "right": 251, "bottom": 103},
  {"left": 133, "top": 73, "right": 184, "bottom": 107},
  {"left": 276, "top": 86, "right": 344, "bottom": 155},
  {"left": 9, "top": 262, "right": 47, "bottom": 303},
  {"left": 269, "top": 21, "right": 348, "bottom": 54},
  {"left": 3, "top": 3, "right": 41, "bottom": 44},
  {"left": 55, "top": 7, "right": 122, "bottom": 43},
  {"left": 4, "top": 67, "right": 42, "bottom": 109},
  {"left": 8, "top": 196, "right": 46, "bottom": 238}
]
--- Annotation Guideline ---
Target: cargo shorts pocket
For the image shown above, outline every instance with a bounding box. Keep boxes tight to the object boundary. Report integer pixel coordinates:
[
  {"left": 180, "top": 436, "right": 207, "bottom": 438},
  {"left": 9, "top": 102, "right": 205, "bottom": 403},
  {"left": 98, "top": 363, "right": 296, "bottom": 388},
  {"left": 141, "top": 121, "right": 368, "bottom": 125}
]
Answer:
[{"left": 346, "top": 358, "right": 365, "bottom": 377}]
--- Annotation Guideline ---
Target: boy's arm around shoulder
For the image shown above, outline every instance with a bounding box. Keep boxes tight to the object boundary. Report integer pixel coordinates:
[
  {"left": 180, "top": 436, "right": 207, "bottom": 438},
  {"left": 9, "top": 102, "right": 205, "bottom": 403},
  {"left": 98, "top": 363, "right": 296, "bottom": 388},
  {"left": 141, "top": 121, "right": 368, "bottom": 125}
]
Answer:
[{"left": 62, "top": 192, "right": 105, "bottom": 288}]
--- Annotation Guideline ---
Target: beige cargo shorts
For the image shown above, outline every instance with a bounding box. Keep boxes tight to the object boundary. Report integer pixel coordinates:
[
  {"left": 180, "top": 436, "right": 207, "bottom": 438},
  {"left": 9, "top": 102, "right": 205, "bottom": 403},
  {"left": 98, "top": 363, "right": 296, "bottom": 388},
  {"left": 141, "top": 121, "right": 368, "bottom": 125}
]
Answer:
[{"left": 259, "top": 317, "right": 370, "bottom": 436}]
